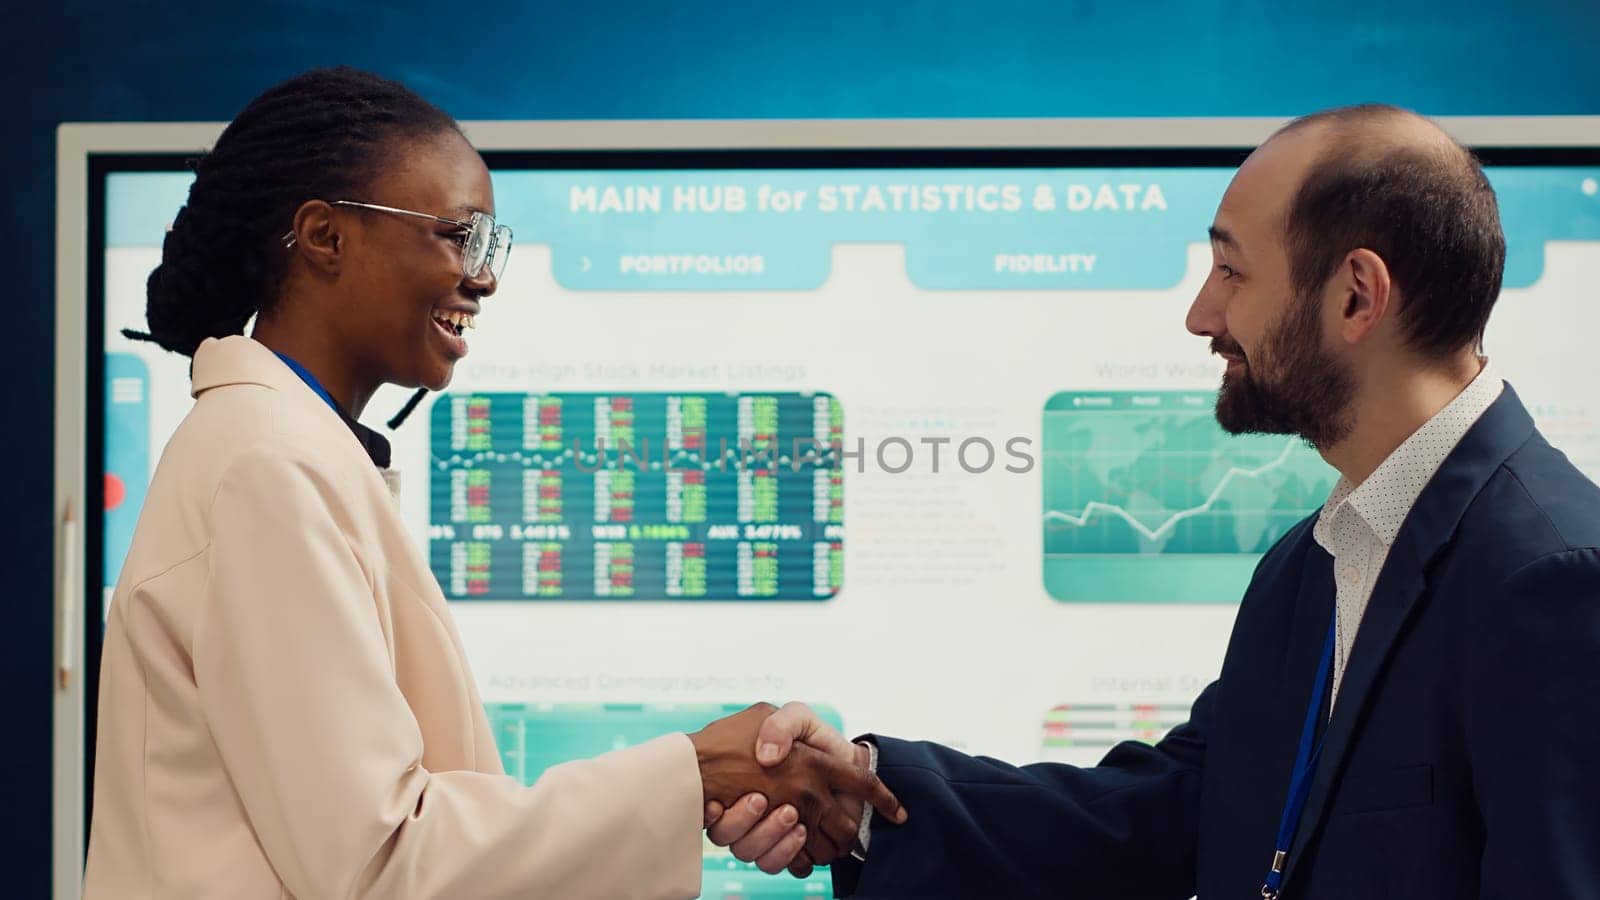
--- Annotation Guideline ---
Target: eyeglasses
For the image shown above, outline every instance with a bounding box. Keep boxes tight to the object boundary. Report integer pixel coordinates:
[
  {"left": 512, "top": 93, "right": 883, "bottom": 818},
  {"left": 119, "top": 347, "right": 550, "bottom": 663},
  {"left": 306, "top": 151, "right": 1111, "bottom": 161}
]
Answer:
[{"left": 280, "top": 200, "right": 513, "bottom": 281}]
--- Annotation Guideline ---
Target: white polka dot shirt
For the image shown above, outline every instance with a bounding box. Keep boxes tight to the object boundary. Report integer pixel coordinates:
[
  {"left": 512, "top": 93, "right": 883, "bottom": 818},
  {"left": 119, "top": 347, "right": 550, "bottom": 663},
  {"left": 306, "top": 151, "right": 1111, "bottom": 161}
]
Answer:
[{"left": 1312, "top": 361, "right": 1503, "bottom": 711}]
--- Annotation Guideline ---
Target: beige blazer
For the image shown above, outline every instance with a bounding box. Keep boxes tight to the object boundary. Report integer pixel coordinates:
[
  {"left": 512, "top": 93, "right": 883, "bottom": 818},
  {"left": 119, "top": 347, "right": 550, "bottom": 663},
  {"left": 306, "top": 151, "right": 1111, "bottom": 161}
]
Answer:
[{"left": 85, "top": 336, "right": 703, "bottom": 900}]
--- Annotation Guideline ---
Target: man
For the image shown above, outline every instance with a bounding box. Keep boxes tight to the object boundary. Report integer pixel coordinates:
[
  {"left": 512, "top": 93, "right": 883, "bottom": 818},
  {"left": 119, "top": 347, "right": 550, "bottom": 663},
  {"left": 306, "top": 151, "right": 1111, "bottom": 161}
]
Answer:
[{"left": 713, "top": 105, "right": 1600, "bottom": 897}]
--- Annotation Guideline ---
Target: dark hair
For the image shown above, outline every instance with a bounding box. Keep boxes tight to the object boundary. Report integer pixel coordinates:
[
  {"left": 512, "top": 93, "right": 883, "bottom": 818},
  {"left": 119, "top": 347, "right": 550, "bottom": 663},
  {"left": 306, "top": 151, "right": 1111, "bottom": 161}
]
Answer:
[
  {"left": 1279, "top": 104, "right": 1506, "bottom": 359},
  {"left": 125, "top": 66, "right": 460, "bottom": 356}
]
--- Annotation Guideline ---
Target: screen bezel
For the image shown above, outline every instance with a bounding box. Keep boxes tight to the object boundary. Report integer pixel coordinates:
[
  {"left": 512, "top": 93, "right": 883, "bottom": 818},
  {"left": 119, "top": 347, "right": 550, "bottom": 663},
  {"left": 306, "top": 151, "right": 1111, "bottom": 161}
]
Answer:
[{"left": 57, "top": 116, "right": 1600, "bottom": 899}]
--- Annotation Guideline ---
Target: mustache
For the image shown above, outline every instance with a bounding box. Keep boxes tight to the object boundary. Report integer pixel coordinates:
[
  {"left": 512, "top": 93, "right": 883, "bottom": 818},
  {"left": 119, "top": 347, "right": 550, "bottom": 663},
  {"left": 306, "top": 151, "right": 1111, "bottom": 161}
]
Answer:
[{"left": 1211, "top": 337, "right": 1245, "bottom": 358}]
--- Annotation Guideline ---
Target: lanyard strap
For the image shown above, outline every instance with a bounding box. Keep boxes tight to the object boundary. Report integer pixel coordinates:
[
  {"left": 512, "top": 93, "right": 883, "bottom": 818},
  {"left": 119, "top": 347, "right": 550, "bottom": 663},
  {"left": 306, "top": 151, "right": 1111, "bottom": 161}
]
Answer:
[
  {"left": 1261, "top": 611, "right": 1336, "bottom": 899},
  {"left": 272, "top": 351, "right": 341, "bottom": 417}
]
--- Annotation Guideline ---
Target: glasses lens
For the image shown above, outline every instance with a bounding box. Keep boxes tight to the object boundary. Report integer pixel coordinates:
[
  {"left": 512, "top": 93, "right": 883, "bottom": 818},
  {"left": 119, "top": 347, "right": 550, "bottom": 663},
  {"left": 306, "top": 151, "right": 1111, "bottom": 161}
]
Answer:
[
  {"left": 463, "top": 213, "right": 491, "bottom": 278},
  {"left": 488, "top": 225, "right": 513, "bottom": 281}
]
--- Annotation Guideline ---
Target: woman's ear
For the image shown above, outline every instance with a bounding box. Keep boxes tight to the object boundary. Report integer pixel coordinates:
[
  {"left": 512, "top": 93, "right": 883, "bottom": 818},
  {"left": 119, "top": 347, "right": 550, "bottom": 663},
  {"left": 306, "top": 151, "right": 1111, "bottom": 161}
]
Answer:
[{"left": 285, "top": 200, "right": 342, "bottom": 275}]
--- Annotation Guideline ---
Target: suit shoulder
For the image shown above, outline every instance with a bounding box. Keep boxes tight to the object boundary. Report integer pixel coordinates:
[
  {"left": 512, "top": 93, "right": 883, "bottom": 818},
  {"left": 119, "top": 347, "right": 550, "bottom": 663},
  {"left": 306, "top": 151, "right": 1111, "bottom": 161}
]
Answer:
[
  {"left": 173, "top": 382, "right": 367, "bottom": 477},
  {"left": 1443, "top": 435, "right": 1600, "bottom": 599},
  {"left": 1490, "top": 434, "right": 1600, "bottom": 554},
  {"left": 152, "top": 383, "right": 382, "bottom": 530}
]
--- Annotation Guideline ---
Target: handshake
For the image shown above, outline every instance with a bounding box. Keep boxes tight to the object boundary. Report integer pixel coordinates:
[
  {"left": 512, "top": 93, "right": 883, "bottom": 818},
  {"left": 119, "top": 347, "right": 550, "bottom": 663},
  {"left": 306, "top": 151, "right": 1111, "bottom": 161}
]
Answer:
[{"left": 688, "top": 702, "right": 907, "bottom": 877}]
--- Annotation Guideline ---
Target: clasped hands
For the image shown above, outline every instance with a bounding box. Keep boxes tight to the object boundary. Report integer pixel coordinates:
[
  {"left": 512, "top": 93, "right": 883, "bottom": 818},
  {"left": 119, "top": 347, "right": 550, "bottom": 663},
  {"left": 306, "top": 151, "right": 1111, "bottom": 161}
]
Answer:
[{"left": 689, "top": 702, "right": 905, "bottom": 877}]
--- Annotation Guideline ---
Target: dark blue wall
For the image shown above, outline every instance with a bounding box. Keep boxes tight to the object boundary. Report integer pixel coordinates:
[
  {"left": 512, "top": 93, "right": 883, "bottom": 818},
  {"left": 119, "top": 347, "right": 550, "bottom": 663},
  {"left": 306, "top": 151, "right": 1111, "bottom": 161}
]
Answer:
[{"left": 8, "top": 0, "right": 1599, "bottom": 891}]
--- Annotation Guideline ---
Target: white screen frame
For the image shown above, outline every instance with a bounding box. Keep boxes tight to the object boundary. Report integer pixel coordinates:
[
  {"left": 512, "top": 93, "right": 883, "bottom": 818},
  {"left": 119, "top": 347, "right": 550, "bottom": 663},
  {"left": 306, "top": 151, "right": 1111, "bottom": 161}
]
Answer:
[{"left": 54, "top": 114, "right": 1600, "bottom": 899}]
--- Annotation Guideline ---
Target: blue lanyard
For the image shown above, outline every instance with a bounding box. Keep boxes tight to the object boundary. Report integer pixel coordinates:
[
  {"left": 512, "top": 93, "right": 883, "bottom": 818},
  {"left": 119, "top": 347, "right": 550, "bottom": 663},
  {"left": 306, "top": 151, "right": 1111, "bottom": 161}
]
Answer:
[
  {"left": 1261, "top": 611, "right": 1337, "bottom": 900},
  {"left": 272, "top": 351, "right": 341, "bottom": 416}
]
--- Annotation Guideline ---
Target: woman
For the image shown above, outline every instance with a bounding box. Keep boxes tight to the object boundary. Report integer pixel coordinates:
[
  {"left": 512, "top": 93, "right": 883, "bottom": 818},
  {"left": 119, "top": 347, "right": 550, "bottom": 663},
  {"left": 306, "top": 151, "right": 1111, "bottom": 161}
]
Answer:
[{"left": 84, "top": 67, "right": 899, "bottom": 899}]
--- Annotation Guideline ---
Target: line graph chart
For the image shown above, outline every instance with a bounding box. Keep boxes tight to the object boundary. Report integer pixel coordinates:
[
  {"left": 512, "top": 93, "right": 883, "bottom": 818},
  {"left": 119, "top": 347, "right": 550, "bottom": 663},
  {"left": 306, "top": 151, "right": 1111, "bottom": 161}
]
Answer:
[
  {"left": 1043, "top": 439, "right": 1298, "bottom": 542},
  {"left": 1041, "top": 390, "right": 1334, "bottom": 602}
]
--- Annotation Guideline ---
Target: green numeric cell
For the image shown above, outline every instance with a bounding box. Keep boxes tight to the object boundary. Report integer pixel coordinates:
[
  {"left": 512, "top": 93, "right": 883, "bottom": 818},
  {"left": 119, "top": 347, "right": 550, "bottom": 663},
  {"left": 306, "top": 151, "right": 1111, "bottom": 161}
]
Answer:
[
  {"left": 465, "top": 397, "right": 494, "bottom": 452},
  {"left": 753, "top": 476, "right": 780, "bottom": 521}
]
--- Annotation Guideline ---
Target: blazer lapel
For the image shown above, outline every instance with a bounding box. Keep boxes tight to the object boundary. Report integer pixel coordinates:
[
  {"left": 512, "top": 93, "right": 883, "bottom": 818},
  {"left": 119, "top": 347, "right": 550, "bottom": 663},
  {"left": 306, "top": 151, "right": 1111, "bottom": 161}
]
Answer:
[
  {"left": 1274, "top": 543, "right": 1337, "bottom": 734},
  {"left": 1279, "top": 383, "right": 1538, "bottom": 888},
  {"left": 1278, "top": 540, "right": 1427, "bottom": 887}
]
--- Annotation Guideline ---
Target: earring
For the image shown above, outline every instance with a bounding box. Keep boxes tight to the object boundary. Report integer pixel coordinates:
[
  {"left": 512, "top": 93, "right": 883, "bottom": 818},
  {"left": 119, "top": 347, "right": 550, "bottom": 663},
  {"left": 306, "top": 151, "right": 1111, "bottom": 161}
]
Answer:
[{"left": 281, "top": 230, "right": 297, "bottom": 249}]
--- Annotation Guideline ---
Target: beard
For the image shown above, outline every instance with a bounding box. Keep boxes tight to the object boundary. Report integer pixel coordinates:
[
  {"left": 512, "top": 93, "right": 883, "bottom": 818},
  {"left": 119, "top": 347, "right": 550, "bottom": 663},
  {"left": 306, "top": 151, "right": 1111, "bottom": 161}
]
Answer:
[{"left": 1213, "top": 293, "right": 1356, "bottom": 449}]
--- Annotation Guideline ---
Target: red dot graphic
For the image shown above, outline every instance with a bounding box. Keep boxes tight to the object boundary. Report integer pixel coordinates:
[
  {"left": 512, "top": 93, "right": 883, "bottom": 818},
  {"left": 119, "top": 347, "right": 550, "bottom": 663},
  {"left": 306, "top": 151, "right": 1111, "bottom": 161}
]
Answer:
[{"left": 105, "top": 473, "right": 126, "bottom": 511}]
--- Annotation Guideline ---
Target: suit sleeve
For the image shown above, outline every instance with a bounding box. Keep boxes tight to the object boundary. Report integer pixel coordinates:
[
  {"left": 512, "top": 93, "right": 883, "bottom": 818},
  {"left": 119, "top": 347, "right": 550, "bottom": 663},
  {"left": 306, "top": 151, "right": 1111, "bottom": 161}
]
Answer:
[
  {"left": 193, "top": 450, "right": 704, "bottom": 900},
  {"left": 1467, "top": 547, "right": 1600, "bottom": 899},
  {"left": 831, "top": 682, "right": 1214, "bottom": 900}
]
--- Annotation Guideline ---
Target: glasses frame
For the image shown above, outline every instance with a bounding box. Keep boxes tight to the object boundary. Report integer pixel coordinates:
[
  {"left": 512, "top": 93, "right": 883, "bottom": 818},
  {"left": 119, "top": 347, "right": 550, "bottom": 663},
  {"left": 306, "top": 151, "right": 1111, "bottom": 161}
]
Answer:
[{"left": 279, "top": 199, "right": 512, "bottom": 280}]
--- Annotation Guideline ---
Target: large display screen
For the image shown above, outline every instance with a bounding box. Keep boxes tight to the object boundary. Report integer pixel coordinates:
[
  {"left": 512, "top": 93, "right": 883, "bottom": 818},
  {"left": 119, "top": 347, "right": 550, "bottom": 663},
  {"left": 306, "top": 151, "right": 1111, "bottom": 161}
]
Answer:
[{"left": 95, "top": 150, "right": 1600, "bottom": 897}]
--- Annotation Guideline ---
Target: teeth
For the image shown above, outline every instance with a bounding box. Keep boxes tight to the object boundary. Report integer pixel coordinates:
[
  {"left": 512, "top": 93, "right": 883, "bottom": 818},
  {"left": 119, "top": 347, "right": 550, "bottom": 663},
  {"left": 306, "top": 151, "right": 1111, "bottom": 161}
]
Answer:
[{"left": 435, "top": 311, "right": 476, "bottom": 331}]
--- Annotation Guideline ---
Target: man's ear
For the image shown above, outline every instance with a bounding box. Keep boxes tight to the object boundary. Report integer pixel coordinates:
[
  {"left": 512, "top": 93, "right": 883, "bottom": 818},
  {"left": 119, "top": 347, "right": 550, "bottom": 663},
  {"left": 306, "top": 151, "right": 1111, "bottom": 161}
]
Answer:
[{"left": 1335, "top": 248, "right": 1393, "bottom": 346}]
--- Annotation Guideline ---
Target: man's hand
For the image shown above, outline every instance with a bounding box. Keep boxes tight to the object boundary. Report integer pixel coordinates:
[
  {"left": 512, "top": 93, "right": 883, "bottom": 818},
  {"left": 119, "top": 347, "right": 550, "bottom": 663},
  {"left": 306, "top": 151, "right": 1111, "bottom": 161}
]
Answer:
[
  {"left": 753, "top": 702, "right": 880, "bottom": 774},
  {"left": 690, "top": 703, "right": 901, "bottom": 867},
  {"left": 698, "top": 702, "right": 909, "bottom": 878}
]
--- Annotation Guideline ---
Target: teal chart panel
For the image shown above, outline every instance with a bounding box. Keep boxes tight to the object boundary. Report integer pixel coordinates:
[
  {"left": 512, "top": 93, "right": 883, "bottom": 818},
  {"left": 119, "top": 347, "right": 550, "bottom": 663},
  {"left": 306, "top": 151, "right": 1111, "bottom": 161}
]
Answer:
[
  {"left": 104, "top": 353, "right": 149, "bottom": 588},
  {"left": 1042, "top": 391, "right": 1336, "bottom": 602},
  {"left": 430, "top": 392, "right": 844, "bottom": 601},
  {"left": 484, "top": 702, "right": 845, "bottom": 900}
]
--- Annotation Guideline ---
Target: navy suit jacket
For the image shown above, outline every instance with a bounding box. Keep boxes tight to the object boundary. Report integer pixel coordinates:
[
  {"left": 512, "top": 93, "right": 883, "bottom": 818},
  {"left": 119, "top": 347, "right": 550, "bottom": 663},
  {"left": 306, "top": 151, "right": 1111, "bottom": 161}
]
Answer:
[{"left": 834, "top": 385, "right": 1600, "bottom": 899}]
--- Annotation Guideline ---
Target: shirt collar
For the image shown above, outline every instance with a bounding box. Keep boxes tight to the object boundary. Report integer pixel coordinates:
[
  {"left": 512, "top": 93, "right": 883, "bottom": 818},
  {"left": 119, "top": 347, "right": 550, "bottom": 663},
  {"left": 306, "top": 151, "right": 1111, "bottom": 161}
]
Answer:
[{"left": 1316, "top": 360, "right": 1503, "bottom": 549}]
